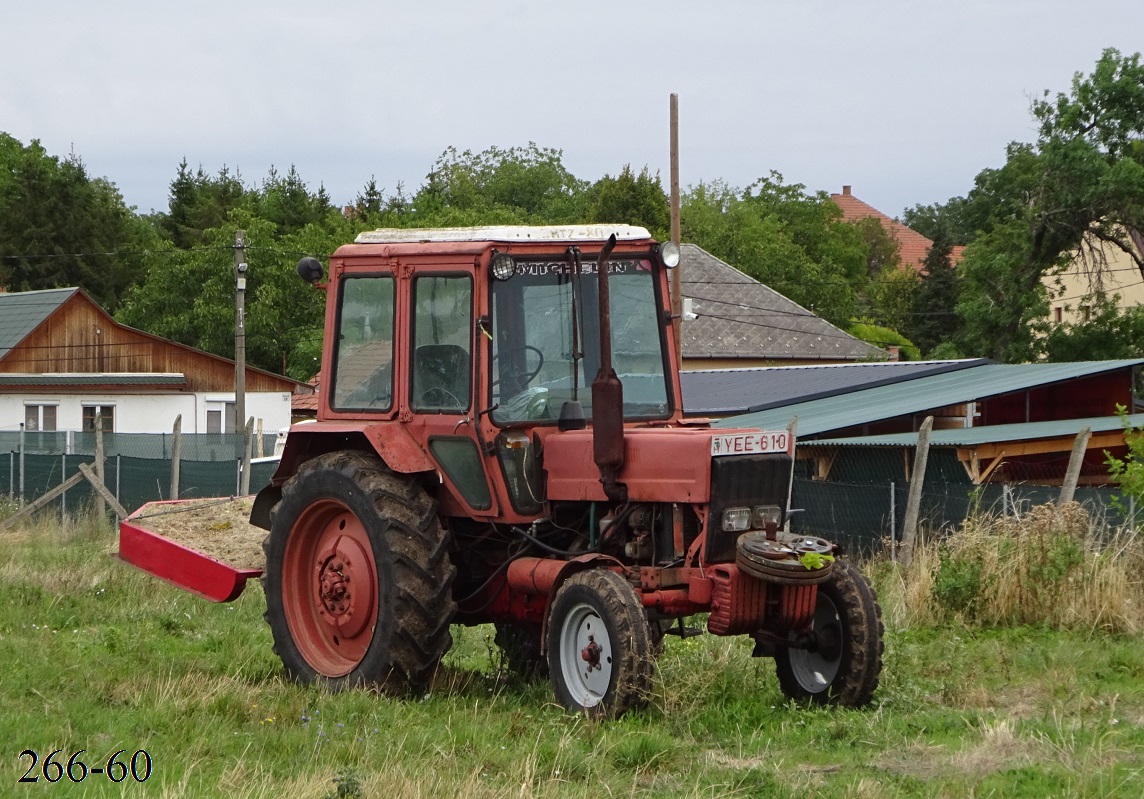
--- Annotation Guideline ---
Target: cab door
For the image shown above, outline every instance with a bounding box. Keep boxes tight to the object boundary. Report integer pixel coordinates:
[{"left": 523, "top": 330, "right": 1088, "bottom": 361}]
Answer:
[{"left": 405, "top": 271, "right": 499, "bottom": 517}]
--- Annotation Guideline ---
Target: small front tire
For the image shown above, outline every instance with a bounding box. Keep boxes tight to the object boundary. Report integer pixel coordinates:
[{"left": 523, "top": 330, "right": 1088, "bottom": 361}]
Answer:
[
  {"left": 546, "top": 569, "right": 654, "bottom": 718},
  {"left": 774, "top": 559, "right": 883, "bottom": 707}
]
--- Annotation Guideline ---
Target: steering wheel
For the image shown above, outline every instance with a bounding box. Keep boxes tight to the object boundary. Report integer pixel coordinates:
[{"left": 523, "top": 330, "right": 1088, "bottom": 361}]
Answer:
[
  {"left": 418, "top": 386, "right": 465, "bottom": 410},
  {"left": 492, "top": 345, "right": 545, "bottom": 389}
]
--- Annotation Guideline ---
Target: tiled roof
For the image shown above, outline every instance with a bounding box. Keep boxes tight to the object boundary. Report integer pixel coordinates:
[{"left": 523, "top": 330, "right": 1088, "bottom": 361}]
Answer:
[
  {"left": 293, "top": 373, "right": 321, "bottom": 412},
  {"left": 829, "top": 186, "right": 965, "bottom": 273},
  {"left": 679, "top": 245, "right": 884, "bottom": 362},
  {"left": 0, "top": 288, "right": 78, "bottom": 360}
]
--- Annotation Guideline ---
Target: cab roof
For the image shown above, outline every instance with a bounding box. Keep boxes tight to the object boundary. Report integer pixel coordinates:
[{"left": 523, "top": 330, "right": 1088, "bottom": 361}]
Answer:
[{"left": 354, "top": 224, "right": 652, "bottom": 245}]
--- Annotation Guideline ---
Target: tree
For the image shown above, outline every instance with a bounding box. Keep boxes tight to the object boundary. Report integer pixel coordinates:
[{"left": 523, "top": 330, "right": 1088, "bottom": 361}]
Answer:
[
  {"left": 353, "top": 176, "right": 385, "bottom": 224},
  {"left": 118, "top": 209, "right": 348, "bottom": 380},
  {"left": 585, "top": 165, "right": 670, "bottom": 238},
  {"left": 681, "top": 175, "right": 864, "bottom": 326},
  {"left": 952, "top": 49, "right": 1144, "bottom": 361},
  {"left": 901, "top": 196, "right": 977, "bottom": 247},
  {"left": 1043, "top": 300, "right": 1144, "bottom": 361},
  {"left": 845, "top": 216, "right": 917, "bottom": 335},
  {"left": 412, "top": 143, "right": 587, "bottom": 223},
  {"left": 157, "top": 160, "right": 253, "bottom": 249},
  {"left": 0, "top": 133, "right": 153, "bottom": 309},
  {"left": 259, "top": 164, "right": 335, "bottom": 236},
  {"left": 847, "top": 322, "right": 920, "bottom": 360},
  {"left": 910, "top": 235, "right": 960, "bottom": 355}
]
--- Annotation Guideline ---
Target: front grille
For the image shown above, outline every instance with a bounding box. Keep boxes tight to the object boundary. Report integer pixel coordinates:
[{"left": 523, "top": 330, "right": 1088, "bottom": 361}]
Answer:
[{"left": 706, "top": 453, "right": 792, "bottom": 562}]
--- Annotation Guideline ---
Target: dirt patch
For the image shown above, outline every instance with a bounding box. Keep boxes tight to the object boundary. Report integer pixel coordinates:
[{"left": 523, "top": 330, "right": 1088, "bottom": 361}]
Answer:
[{"left": 129, "top": 497, "right": 266, "bottom": 570}]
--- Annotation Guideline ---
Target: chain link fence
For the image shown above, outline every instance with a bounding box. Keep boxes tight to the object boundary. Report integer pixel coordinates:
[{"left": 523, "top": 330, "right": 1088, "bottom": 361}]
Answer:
[
  {"left": 1, "top": 432, "right": 281, "bottom": 518},
  {"left": 790, "top": 477, "right": 1135, "bottom": 557}
]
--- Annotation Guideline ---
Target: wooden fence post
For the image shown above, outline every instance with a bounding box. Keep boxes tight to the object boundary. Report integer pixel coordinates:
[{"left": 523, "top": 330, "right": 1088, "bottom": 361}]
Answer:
[
  {"left": 784, "top": 416, "right": 798, "bottom": 532},
  {"left": 901, "top": 416, "right": 934, "bottom": 568},
  {"left": 240, "top": 417, "right": 254, "bottom": 495},
  {"left": 94, "top": 411, "right": 105, "bottom": 518},
  {"left": 170, "top": 415, "right": 182, "bottom": 501},
  {"left": 1058, "top": 426, "right": 1092, "bottom": 508}
]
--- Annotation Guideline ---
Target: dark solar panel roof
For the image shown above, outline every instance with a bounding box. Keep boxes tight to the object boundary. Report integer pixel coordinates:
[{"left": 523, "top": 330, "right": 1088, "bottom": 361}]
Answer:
[{"left": 682, "top": 359, "right": 991, "bottom": 415}]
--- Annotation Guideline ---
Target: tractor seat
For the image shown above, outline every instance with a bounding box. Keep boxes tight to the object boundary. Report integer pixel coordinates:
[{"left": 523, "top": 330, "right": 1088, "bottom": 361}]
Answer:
[{"left": 413, "top": 343, "right": 469, "bottom": 411}]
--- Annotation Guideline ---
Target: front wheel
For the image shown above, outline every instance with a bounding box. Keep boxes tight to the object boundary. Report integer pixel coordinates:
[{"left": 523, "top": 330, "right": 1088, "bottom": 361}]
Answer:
[
  {"left": 546, "top": 569, "right": 654, "bottom": 718},
  {"left": 774, "top": 559, "right": 883, "bottom": 707}
]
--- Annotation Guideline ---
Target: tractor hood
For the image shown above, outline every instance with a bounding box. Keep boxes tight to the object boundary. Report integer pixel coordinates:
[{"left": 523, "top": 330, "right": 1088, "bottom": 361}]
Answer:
[{"left": 543, "top": 426, "right": 793, "bottom": 503}]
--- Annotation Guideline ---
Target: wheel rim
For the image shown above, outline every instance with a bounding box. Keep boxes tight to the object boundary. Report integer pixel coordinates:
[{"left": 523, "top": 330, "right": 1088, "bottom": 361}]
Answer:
[
  {"left": 557, "top": 602, "right": 613, "bottom": 708},
  {"left": 786, "top": 591, "right": 844, "bottom": 693},
  {"left": 282, "top": 498, "right": 379, "bottom": 677}
]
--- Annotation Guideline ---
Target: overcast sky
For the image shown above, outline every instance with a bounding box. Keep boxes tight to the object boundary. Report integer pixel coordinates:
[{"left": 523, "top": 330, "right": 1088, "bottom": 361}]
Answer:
[{"left": 4, "top": 2, "right": 1142, "bottom": 220}]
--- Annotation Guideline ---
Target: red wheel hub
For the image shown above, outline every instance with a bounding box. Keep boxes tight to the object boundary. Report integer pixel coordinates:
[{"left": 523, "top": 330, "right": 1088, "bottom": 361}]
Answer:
[
  {"left": 281, "top": 500, "right": 380, "bottom": 677},
  {"left": 315, "top": 534, "right": 374, "bottom": 639},
  {"left": 581, "top": 638, "right": 603, "bottom": 671}
]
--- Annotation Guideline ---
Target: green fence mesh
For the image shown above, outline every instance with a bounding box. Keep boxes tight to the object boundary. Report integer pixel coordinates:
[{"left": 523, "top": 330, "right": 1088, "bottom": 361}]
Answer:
[
  {"left": 3, "top": 450, "right": 279, "bottom": 516},
  {"left": 2, "top": 437, "right": 1135, "bottom": 554},
  {"left": 791, "top": 478, "right": 1133, "bottom": 556}
]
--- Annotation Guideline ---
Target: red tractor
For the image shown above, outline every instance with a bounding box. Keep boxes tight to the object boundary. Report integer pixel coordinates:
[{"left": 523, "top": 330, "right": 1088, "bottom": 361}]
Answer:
[{"left": 248, "top": 225, "right": 882, "bottom": 717}]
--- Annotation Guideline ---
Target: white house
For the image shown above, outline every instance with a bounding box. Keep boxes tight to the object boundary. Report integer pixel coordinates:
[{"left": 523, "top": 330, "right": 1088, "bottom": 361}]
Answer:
[{"left": 0, "top": 288, "right": 308, "bottom": 437}]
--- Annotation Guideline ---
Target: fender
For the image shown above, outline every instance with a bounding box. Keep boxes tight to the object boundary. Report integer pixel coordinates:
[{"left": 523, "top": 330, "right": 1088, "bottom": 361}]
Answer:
[
  {"left": 249, "top": 421, "right": 436, "bottom": 530},
  {"left": 505, "top": 553, "right": 626, "bottom": 655}
]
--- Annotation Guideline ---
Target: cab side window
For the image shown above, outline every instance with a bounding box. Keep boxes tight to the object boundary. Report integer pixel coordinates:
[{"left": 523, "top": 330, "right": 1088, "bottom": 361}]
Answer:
[
  {"left": 411, "top": 276, "right": 472, "bottom": 412},
  {"left": 331, "top": 276, "right": 395, "bottom": 410}
]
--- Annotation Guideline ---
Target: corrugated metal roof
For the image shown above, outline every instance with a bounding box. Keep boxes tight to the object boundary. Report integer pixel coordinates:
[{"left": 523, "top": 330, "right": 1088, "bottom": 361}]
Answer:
[
  {"left": 0, "top": 373, "right": 186, "bottom": 386},
  {"left": 0, "top": 288, "right": 77, "bottom": 360},
  {"left": 806, "top": 413, "right": 1144, "bottom": 448},
  {"left": 715, "top": 360, "right": 1144, "bottom": 437},
  {"left": 682, "top": 359, "right": 990, "bottom": 415}
]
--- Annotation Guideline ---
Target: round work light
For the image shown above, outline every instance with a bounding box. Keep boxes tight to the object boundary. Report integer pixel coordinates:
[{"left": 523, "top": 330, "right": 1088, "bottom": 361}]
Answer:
[{"left": 490, "top": 252, "right": 517, "bottom": 281}]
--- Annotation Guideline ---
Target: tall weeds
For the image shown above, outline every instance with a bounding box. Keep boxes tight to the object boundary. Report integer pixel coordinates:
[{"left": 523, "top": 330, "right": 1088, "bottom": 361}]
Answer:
[{"left": 878, "top": 502, "right": 1144, "bottom": 634}]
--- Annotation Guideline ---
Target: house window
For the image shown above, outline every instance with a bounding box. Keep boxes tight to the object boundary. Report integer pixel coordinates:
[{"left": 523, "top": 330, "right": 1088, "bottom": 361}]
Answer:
[
  {"left": 82, "top": 405, "right": 114, "bottom": 433},
  {"left": 24, "top": 404, "right": 58, "bottom": 432},
  {"left": 1054, "top": 307, "right": 1063, "bottom": 324},
  {"left": 207, "top": 401, "right": 237, "bottom": 434},
  {"left": 1080, "top": 304, "right": 1092, "bottom": 322}
]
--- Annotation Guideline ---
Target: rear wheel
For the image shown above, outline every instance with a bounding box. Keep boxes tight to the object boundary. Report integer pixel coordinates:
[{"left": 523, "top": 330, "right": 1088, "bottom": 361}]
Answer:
[
  {"left": 263, "top": 451, "right": 456, "bottom": 692},
  {"left": 774, "top": 559, "right": 883, "bottom": 707},
  {"left": 546, "top": 569, "right": 654, "bottom": 718}
]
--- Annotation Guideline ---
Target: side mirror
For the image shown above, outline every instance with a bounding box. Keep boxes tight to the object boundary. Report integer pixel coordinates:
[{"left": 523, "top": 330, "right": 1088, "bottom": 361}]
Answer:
[{"left": 296, "top": 257, "right": 324, "bottom": 284}]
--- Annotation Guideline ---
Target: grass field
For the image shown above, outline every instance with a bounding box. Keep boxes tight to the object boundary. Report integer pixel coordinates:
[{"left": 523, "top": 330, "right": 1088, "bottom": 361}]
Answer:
[{"left": 2, "top": 511, "right": 1143, "bottom": 798}]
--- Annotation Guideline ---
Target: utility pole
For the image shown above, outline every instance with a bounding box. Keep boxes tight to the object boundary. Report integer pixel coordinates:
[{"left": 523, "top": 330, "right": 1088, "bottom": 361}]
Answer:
[
  {"left": 669, "top": 93, "right": 682, "bottom": 370},
  {"left": 234, "top": 230, "right": 247, "bottom": 435}
]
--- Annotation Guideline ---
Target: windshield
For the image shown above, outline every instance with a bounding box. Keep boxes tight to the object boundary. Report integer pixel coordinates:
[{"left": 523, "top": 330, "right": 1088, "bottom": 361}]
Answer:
[{"left": 490, "top": 257, "right": 669, "bottom": 424}]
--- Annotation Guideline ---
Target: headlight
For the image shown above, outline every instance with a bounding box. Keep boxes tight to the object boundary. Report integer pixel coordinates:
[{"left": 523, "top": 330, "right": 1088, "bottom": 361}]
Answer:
[
  {"left": 660, "top": 241, "right": 681, "bottom": 268},
  {"left": 752, "top": 505, "right": 782, "bottom": 529},
  {"left": 721, "top": 507, "right": 751, "bottom": 532},
  {"left": 490, "top": 252, "right": 516, "bottom": 281}
]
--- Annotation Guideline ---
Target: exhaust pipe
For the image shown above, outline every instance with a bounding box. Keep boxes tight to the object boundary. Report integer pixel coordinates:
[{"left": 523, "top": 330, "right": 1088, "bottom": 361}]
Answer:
[{"left": 592, "top": 234, "right": 626, "bottom": 502}]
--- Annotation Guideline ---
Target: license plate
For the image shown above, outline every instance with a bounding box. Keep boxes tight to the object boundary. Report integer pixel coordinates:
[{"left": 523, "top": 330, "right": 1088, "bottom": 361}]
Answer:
[{"left": 710, "top": 431, "right": 790, "bottom": 457}]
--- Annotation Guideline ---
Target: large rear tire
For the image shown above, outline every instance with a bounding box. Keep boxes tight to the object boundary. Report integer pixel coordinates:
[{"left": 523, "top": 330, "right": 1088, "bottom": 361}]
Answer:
[
  {"left": 774, "top": 559, "right": 883, "bottom": 707},
  {"left": 263, "top": 451, "right": 456, "bottom": 692},
  {"left": 546, "top": 569, "right": 654, "bottom": 718}
]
